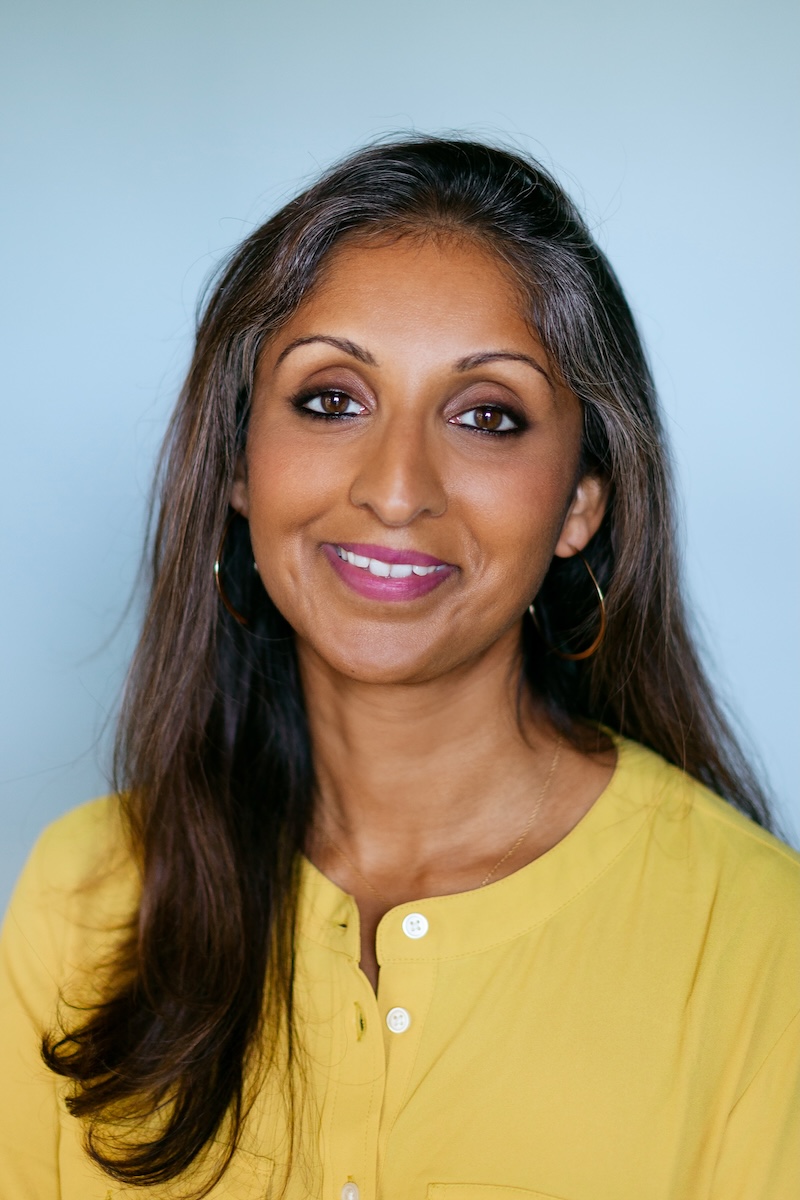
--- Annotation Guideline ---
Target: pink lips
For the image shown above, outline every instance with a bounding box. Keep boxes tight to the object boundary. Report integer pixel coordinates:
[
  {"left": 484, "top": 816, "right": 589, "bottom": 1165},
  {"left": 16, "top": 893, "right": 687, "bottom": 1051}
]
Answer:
[{"left": 321, "top": 542, "right": 456, "bottom": 602}]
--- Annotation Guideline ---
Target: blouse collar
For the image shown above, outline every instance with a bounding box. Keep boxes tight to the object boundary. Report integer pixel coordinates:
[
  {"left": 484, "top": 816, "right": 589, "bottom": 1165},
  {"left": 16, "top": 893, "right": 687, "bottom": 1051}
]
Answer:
[{"left": 297, "top": 738, "right": 680, "bottom": 964}]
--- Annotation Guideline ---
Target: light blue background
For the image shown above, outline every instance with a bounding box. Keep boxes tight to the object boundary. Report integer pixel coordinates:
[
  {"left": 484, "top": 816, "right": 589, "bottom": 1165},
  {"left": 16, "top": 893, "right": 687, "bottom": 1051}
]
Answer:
[{"left": 2, "top": 0, "right": 798, "bottom": 909}]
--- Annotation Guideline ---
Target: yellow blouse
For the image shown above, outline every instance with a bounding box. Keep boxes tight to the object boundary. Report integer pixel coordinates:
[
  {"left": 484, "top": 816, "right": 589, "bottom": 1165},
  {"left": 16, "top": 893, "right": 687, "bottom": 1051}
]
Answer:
[{"left": 1, "top": 739, "right": 799, "bottom": 1199}]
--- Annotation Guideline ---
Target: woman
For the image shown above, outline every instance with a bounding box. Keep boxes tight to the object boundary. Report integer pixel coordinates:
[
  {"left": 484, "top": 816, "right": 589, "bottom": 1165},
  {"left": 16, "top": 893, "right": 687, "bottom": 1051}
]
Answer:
[{"left": 1, "top": 137, "right": 797, "bottom": 1200}]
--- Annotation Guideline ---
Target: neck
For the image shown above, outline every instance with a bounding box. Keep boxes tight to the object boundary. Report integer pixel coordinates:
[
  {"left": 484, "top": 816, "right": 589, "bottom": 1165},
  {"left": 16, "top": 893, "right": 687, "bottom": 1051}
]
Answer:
[{"left": 298, "top": 626, "right": 556, "bottom": 870}]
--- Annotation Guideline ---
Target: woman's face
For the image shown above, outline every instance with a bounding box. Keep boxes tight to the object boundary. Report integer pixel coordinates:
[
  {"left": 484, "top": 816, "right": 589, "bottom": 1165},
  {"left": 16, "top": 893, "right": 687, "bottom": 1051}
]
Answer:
[{"left": 232, "top": 234, "right": 606, "bottom": 684}]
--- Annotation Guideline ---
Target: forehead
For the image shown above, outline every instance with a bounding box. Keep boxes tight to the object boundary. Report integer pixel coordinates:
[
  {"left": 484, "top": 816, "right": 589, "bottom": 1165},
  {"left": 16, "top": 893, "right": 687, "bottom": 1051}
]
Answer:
[{"left": 273, "top": 233, "right": 538, "bottom": 357}]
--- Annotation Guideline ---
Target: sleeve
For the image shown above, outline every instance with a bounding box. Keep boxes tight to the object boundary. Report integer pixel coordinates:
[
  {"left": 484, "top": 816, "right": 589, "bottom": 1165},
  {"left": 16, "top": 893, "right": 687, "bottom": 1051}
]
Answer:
[
  {"left": 710, "top": 1009, "right": 800, "bottom": 1199},
  {"left": 0, "top": 831, "right": 65, "bottom": 1199}
]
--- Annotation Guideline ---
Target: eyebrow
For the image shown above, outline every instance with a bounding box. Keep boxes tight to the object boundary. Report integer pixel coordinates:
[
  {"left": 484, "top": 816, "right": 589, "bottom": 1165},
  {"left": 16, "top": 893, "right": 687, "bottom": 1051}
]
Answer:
[
  {"left": 456, "top": 351, "right": 553, "bottom": 387},
  {"left": 274, "top": 335, "right": 377, "bottom": 368},
  {"left": 274, "top": 336, "right": 553, "bottom": 388}
]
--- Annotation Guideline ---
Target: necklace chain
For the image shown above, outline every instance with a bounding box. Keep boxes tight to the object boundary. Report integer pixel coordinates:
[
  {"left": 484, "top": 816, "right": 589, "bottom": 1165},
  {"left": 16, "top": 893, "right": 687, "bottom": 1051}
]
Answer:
[
  {"left": 322, "top": 836, "right": 393, "bottom": 905},
  {"left": 319, "top": 735, "right": 563, "bottom": 904},
  {"left": 479, "top": 735, "right": 562, "bottom": 885}
]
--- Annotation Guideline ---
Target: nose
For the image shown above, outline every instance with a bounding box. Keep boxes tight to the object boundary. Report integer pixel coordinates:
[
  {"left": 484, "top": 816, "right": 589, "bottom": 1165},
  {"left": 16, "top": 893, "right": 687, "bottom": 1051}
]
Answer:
[{"left": 349, "top": 415, "right": 447, "bottom": 526}]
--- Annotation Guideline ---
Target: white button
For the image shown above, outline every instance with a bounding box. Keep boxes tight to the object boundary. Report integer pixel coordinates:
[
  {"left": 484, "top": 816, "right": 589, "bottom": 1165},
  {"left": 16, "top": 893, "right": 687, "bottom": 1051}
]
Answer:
[
  {"left": 386, "top": 1006, "right": 411, "bottom": 1033},
  {"left": 341, "top": 1184, "right": 360, "bottom": 1200},
  {"left": 401, "top": 912, "right": 429, "bottom": 939}
]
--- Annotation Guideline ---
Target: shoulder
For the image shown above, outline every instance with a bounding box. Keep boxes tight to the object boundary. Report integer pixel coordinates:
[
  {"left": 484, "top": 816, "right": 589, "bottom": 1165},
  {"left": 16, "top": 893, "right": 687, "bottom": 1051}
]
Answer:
[
  {"left": 683, "top": 772, "right": 800, "bottom": 887},
  {"left": 610, "top": 741, "right": 800, "bottom": 1083},
  {"left": 615, "top": 737, "right": 800, "bottom": 934},
  {"left": 25, "top": 794, "right": 131, "bottom": 882},
  {"left": 2, "top": 797, "right": 138, "bottom": 1016},
  {"left": 10, "top": 795, "right": 136, "bottom": 917},
  {"left": 618, "top": 737, "right": 799, "bottom": 863}
]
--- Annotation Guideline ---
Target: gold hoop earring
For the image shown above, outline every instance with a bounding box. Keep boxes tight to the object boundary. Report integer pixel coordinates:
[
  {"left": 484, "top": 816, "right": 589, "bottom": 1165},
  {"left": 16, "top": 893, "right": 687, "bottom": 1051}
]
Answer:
[
  {"left": 213, "top": 514, "right": 251, "bottom": 627},
  {"left": 528, "top": 550, "right": 606, "bottom": 661}
]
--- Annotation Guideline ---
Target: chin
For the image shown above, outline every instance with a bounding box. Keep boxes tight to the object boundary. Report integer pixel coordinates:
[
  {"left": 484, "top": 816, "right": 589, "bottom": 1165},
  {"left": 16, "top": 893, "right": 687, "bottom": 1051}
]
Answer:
[
  {"left": 303, "top": 629, "right": 450, "bottom": 687},
  {"left": 341, "top": 662, "right": 435, "bottom": 686}
]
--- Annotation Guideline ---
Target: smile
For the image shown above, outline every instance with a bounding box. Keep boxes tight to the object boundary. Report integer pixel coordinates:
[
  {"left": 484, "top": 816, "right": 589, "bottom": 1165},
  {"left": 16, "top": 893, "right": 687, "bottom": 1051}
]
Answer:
[
  {"left": 322, "top": 542, "right": 455, "bottom": 602},
  {"left": 333, "top": 546, "right": 446, "bottom": 578}
]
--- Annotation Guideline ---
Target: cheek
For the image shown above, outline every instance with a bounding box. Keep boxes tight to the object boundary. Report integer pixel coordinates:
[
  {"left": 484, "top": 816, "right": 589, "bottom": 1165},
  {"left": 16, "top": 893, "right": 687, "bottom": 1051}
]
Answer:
[
  {"left": 245, "top": 426, "right": 329, "bottom": 539},
  {"left": 452, "top": 450, "right": 576, "bottom": 578},
  {"left": 242, "top": 427, "right": 347, "bottom": 620},
  {"left": 243, "top": 471, "right": 309, "bottom": 623}
]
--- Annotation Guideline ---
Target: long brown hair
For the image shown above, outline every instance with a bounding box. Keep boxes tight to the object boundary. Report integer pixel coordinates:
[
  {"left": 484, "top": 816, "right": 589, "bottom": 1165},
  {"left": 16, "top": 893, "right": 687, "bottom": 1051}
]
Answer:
[{"left": 43, "top": 135, "right": 775, "bottom": 1194}]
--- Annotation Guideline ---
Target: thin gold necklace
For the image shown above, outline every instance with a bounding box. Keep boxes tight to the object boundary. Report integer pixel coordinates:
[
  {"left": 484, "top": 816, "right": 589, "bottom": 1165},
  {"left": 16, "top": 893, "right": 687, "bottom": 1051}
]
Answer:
[
  {"left": 479, "top": 736, "right": 562, "bottom": 885},
  {"left": 319, "top": 735, "right": 563, "bottom": 904}
]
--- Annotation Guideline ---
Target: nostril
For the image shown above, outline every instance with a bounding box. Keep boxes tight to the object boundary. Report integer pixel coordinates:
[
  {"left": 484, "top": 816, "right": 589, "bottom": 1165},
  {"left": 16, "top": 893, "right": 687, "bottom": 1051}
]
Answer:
[{"left": 348, "top": 472, "right": 447, "bottom": 524}]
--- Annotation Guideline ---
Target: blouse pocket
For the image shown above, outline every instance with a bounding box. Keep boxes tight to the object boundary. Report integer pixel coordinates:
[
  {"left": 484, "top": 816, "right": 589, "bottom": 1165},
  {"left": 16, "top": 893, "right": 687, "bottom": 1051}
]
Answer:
[{"left": 428, "top": 1186, "right": 572, "bottom": 1199}]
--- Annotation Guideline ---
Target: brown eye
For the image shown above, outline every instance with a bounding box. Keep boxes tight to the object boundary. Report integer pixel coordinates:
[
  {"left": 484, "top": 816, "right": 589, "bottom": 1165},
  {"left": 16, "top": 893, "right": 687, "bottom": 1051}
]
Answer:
[
  {"left": 453, "top": 405, "right": 519, "bottom": 434},
  {"left": 320, "top": 391, "right": 351, "bottom": 414},
  {"left": 298, "top": 390, "right": 362, "bottom": 417},
  {"left": 474, "top": 407, "right": 503, "bottom": 431}
]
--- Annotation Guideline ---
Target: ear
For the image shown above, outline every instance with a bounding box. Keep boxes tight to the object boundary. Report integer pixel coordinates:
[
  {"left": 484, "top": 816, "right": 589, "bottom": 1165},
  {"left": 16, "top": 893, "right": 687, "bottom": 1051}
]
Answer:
[
  {"left": 229, "top": 456, "right": 249, "bottom": 518},
  {"left": 553, "top": 474, "right": 608, "bottom": 558}
]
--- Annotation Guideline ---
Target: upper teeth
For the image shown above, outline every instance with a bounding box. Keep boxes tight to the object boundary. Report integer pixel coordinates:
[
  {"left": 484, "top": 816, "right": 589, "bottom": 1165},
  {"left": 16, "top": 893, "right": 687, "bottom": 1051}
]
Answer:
[{"left": 335, "top": 546, "right": 442, "bottom": 577}]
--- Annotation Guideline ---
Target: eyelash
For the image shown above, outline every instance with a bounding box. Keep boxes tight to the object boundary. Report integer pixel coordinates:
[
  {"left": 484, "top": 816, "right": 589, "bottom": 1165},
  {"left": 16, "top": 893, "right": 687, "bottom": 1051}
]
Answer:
[
  {"left": 291, "top": 389, "right": 527, "bottom": 437},
  {"left": 292, "top": 389, "right": 365, "bottom": 419},
  {"left": 452, "top": 407, "right": 524, "bottom": 435}
]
